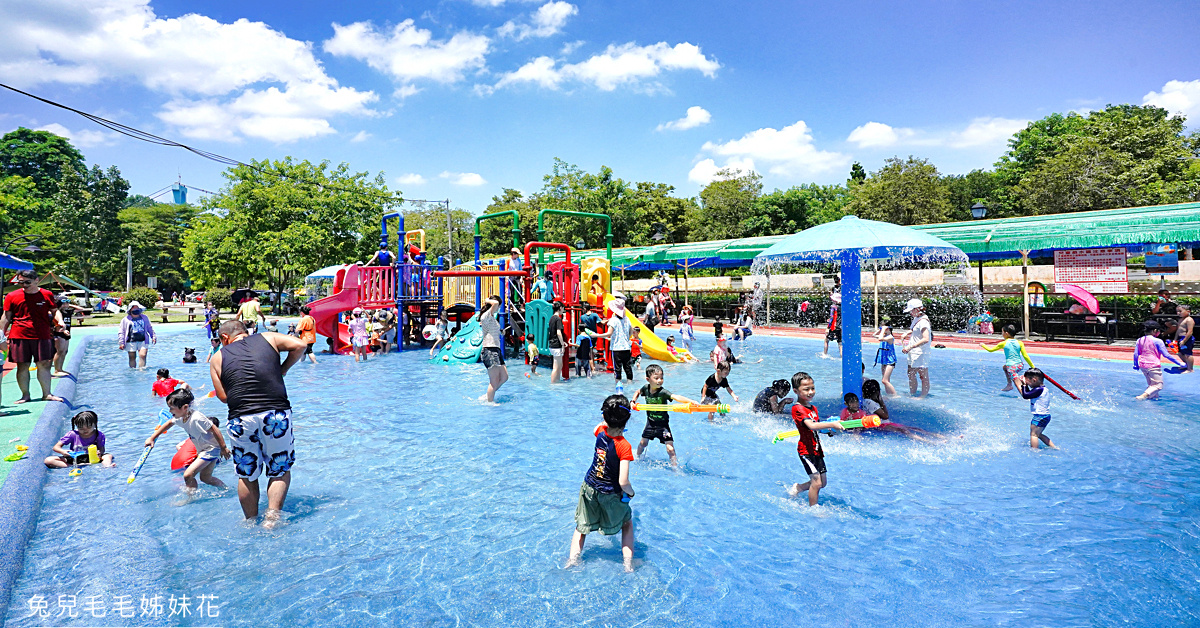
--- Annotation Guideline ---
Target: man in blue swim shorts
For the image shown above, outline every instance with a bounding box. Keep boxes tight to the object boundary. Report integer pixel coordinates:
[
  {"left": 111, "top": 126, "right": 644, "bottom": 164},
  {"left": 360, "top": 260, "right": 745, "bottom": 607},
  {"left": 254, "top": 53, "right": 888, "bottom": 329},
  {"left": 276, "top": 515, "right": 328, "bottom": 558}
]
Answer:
[{"left": 210, "top": 319, "right": 307, "bottom": 527}]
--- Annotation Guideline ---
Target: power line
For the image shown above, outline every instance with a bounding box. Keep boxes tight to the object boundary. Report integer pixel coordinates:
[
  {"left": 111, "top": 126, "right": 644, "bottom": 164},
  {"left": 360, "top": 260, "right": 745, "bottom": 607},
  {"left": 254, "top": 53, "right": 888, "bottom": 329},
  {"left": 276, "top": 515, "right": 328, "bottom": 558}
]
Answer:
[{"left": 0, "top": 82, "right": 407, "bottom": 205}]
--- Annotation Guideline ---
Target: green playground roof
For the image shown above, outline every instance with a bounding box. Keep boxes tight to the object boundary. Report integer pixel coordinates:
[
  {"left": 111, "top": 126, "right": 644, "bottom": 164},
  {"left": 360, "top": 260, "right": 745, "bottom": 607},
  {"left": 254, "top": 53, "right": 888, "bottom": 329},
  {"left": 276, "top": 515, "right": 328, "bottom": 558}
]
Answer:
[
  {"left": 501, "top": 202, "right": 1200, "bottom": 270},
  {"left": 910, "top": 201, "right": 1200, "bottom": 260}
]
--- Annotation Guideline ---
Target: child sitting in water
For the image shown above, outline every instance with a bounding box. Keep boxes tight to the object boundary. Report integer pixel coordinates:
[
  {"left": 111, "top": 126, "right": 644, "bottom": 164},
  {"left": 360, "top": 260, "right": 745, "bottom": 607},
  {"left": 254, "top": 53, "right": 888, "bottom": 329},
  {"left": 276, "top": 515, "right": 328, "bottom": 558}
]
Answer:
[
  {"left": 145, "top": 388, "right": 231, "bottom": 490},
  {"left": 859, "top": 379, "right": 941, "bottom": 442},
  {"left": 840, "top": 392, "right": 866, "bottom": 422},
  {"left": 981, "top": 324, "right": 1036, "bottom": 391},
  {"left": 701, "top": 361, "right": 738, "bottom": 421},
  {"left": 568, "top": 394, "right": 636, "bottom": 572},
  {"left": 526, "top": 340, "right": 540, "bottom": 377},
  {"left": 152, "top": 368, "right": 191, "bottom": 397},
  {"left": 1019, "top": 368, "right": 1057, "bottom": 449},
  {"left": 1133, "top": 320, "right": 1185, "bottom": 400},
  {"left": 752, "top": 379, "right": 792, "bottom": 414},
  {"left": 44, "top": 411, "right": 114, "bottom": 468},
  {"left": 631, "top": 364, "right": 699, "bottom": 467},
  {"left": 786, "top": 371, "right": 845, "bottom": 505}
]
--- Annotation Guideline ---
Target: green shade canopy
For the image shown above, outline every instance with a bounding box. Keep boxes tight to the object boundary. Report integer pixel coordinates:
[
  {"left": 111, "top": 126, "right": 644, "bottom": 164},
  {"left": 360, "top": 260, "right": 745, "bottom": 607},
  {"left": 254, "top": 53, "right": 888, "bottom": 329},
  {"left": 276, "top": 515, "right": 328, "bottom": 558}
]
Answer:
[{"left": 911, "top": 201, "right": 1200, "bottom": 260}]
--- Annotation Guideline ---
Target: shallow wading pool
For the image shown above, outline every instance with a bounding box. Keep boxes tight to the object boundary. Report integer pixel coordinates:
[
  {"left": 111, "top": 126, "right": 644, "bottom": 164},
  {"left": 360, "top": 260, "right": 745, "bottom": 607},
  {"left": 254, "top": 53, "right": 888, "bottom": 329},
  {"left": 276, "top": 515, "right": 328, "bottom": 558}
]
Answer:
[{"left": 4, "top": 328, "right": 1199, "bottom": 627}]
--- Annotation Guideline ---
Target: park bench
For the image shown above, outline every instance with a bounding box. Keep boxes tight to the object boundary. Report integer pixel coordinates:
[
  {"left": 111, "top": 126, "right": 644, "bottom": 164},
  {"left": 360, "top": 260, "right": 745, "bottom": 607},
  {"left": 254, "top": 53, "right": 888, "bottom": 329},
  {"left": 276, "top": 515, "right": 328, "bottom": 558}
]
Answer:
[
  {"left": 187, "top": 306, "right": 197, "bottom": 322},
  {"left": 160, "top": 306, "right": 171, "bottom": 324},
  {"left": 1040, "top": 311, "right": 1118, "bottom": 344}
]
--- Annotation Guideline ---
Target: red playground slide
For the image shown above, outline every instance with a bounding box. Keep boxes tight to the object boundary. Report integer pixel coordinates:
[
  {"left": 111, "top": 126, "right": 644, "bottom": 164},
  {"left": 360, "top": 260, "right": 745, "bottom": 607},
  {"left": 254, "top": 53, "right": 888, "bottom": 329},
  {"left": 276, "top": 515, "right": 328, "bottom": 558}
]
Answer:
[{"left": 308, "top": 264, "right": 361, "bottom": 354}]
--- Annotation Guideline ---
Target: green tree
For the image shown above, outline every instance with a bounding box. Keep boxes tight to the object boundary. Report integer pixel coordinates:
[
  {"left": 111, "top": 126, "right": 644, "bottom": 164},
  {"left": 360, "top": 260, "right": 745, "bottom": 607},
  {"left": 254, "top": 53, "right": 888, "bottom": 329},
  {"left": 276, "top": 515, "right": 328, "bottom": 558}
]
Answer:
[
  {"left": 849, "top": 162, "right": 866, "bottom": 185},
  {"left": 0, "top": 175, "right": 41, "bottom": 235},
  {"left": 119, "top": 201, "right": 197, "bottom": 292},
  {"left": 749, "top": 183, "right": 853, "bottom": 236},
  {"left": 0, "top": 128, "right": 86, "bottom": 204},
  {"left": 943, "top": 169, "right": 1004, "bottom": 221},
  {"left": 182, "top": 158, "right": 394, "bottom": 292},
  {"left": 50, "top": 165, "right": 129, "bottom": 287},
  {"left": 626, "top": 182, "right": 696, "bottom": 246},
  {"left": 687, "top": 168, "right": 763, "bottom": 240},
  {"left": 847, "top": 156, "right": 951, "bottom": 225}
]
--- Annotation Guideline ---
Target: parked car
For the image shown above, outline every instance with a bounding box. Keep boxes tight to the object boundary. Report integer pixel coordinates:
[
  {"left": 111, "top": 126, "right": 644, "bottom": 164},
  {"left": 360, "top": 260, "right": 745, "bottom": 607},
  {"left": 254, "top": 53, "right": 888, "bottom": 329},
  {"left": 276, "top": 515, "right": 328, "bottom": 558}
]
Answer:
[{"left": 185, "top": 291, "right": 206, "bottom": 302}]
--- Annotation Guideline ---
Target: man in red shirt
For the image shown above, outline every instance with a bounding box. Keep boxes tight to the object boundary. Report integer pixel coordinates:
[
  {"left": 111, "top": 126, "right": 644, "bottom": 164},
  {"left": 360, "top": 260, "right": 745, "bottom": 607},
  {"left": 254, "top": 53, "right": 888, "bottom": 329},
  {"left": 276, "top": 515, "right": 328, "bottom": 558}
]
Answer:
[{"left": 1, "top": 269, "right": 64, "bottom": 404}]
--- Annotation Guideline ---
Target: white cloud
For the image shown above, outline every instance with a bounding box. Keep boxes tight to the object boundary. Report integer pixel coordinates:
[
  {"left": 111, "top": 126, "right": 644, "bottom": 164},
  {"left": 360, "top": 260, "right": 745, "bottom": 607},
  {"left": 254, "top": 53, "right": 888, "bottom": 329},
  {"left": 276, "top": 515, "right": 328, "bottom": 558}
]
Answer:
[
  {"left": 697, "top": 121, "right": 850, "bottom": 180},
  {"left": 397, "top": 173, "right": 426, "bottom": 185},
  {"left": 847, "top": 121, "right": 915, "bottom": 148},
  {"left": 688, "top": 157, "right": 756, "bottom": 185},
  {"left": 1144, "top": 79, "right": 1200, "bottom": 124},
  {"left": 946, "top": 117, "right": 1028, "bottom": 148},
  {"left": 0, "top": 0, "right": 377, "bottom": 143},
  {"left": 324, "top": 19, "right": 489, "bottom": 97},
  {"left": 846, "top": 117, "right": 1027, "bottom": 150},
  {"left": 440, "top": 171, "right": 487, "bottom": 186},
  {"left": 35, "top": 123, "right": 117, "bottom": 147},
  {"left": 394, "top": 85, "right": 422, "bottom": 100},
  {"left": 498, "top": 2, "right": 577, "bottom": 40},
  {"left": 657, "top": 106, "right": 712, "bottom": 131},
  {"left": 350, "top": 131, "right": 372, "bottom": 142},
  {"left": 560, "top": 40, "right": 584, "bottom": 55},
  {"left": 492, "top": 41, "right": 719, "bottom": 92}
]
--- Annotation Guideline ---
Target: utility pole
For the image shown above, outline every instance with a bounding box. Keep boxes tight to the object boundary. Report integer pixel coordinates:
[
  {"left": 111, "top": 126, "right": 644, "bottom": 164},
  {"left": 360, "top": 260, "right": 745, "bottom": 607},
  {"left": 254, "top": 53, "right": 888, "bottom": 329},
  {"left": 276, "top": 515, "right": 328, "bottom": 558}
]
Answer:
[
  {"left": 126, "top": 246, "right": 132, "bottom": 291},
  {"left": 445, "top": 199, "right": 452, "bottom": 263}
]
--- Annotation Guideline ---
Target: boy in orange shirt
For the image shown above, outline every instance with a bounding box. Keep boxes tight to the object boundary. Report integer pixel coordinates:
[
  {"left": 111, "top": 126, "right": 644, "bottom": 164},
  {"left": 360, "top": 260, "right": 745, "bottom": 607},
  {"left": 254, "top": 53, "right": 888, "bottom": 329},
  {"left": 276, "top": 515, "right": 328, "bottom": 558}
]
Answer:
[{"left": 297, "top": 305, "right": 318, "bottom": 365}]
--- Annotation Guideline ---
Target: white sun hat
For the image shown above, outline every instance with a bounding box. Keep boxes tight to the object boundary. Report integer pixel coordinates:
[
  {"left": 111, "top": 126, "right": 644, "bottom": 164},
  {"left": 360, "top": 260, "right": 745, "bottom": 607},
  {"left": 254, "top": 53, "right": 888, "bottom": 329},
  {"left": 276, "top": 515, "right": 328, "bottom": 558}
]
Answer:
[{"left": 904, "top": 298, "right": 924, "bottom": 313}]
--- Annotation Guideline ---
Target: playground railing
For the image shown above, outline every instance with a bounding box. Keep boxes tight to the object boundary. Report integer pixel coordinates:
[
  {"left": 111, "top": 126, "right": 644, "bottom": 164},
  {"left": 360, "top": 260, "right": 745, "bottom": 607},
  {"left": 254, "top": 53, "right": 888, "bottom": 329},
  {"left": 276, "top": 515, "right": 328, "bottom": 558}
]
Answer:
[
  {"left": 359, "top": 266, "right": 396, "bottom": 308},
  {"left": 397, "top": 263, "right": 440, "bottom": 302}
]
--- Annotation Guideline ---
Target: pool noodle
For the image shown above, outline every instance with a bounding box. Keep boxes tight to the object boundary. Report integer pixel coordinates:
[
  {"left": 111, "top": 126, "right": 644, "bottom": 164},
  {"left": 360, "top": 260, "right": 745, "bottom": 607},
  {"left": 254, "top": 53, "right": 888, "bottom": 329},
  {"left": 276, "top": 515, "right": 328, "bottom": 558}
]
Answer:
[
  {"left": 1041, "top": 373, "right": 1079, "bottom": 400},
  {"left": 126, "top": 409, "right": 173, "bottom": 485},
  {"left": 773, "top": 415, "right": 882, "bottom": 442},
  {"left": 632, "top": 402, "right": 730, "bottom": 414}
]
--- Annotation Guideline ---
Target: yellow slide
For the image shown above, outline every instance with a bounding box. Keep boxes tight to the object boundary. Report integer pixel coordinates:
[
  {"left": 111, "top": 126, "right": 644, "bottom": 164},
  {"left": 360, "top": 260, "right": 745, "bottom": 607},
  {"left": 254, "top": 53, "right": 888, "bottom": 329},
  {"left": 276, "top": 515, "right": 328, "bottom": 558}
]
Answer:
[{"left": 603, "top": 294, "right": 689, "bottom": 363}]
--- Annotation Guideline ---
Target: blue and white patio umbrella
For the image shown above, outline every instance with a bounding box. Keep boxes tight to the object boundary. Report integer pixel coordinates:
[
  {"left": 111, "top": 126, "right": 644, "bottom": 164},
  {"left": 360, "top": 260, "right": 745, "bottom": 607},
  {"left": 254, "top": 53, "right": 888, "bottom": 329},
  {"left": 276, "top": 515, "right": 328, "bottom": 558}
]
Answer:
[{"left": 752, "top": 215, "right": 968, "bottom": 397}]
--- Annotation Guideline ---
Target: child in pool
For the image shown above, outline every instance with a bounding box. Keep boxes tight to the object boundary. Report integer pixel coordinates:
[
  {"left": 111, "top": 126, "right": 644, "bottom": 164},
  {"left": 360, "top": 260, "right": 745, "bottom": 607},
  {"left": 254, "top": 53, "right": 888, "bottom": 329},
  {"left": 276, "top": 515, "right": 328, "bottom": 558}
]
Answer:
[
  {"left": 574, "top": 331, "right": 594, "bottom": 378},
  {"left": 981, "top": 324, "right": 1036, "bottom": 391},
  {"left": 429, "top": 311, "right": 450, "bottom": 357},
  {"left": 526, "top": 340, "right": 540, "bottom": 377},
  {"left": 840, "top": 392, "right": 866, "bottom": 421},
  {"left": 152, "top": 368, "right": 191, "bottom": 397},
  {"left": 45, "top": 411, "right": 114, "bottom": 468},
  {"left": 1133, "top": 320, "right": 1185, "bottom": 400},
  {"left": 700, "top": 361, "right": 738, "bottom": 421},
  {"left": 145, "top": 388, "right": 231, "bottom": 490},
  {"left": 1019, "top": 368, "right": 1057, "bottom": 449},
  {"left": 630, "top": 327, "right": 643, "bottom": 369},
  {"left": 786, "top": 372, "right": 845, "bottom": 505},
  {"left": 873, "top": 321, "right": 897, "bottom": 396},
  {"left": 859, "top": 379, "right": 941, "bottom": 442},
  {"left": 567, "top": 394, "right": 636, "bottom": 572},
  {"left": 205, "top": 337, "right": 221, "bottom": 363},
  {"left": 631, "top": 364, "right": 699, "bottom": 468},
  {"left": 664, "top": 336, "right": 694, "bottom": 361},
  {"left": 1176, "top": 304, "right": 1194, "bottom": 373},
  {"left": 752, "top": 379, "right": 792, "bottom": 414},
  {"left": 678, "top": 305, "right": 695, "bottom": 351},
  {"left": 348, "top": 307, "right": 369, "bottom": 362}
]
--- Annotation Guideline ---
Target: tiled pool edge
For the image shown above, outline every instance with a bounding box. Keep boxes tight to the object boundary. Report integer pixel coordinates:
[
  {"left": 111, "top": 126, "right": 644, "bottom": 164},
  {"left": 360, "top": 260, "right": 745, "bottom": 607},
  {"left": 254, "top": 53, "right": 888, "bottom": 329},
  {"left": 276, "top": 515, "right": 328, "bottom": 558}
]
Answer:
[{"left": 0, "top": 335, "right": 91, "bottom": 626}]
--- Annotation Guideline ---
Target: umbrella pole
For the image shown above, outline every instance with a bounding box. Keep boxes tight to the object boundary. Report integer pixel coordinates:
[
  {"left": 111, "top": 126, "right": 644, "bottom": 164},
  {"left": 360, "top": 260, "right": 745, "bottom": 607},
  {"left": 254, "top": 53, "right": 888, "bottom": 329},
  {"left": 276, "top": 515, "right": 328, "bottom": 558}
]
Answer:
[
  {"left": 1021, "top": 250, "right": 1031, "bottom": 341},
  {"left": 873, "top": 263, "right": 879, "bottom": 330},
  {"left": 766, "top": 270, "right": 771, "bottom": 326},
  {"left": 684, "top": 261, "right": 690, "bottom": 307},
  {"left": 840, "top": 251, "right": 863, "bottom": 399}
]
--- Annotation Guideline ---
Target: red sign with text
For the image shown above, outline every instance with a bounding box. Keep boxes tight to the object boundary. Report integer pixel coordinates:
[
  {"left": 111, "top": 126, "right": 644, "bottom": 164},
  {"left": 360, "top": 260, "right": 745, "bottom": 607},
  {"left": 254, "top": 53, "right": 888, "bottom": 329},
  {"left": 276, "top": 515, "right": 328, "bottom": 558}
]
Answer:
[{"left": 1054, "top": 248, "right": 1128, "bottom": 293}]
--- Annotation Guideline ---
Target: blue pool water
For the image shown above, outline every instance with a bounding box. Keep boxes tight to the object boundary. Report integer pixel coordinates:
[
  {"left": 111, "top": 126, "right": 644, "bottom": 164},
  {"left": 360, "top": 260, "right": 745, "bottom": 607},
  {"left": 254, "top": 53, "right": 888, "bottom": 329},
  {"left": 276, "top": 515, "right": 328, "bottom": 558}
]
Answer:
[{"left": 5, "top": 328, "right": 1200, "bottom": 627}]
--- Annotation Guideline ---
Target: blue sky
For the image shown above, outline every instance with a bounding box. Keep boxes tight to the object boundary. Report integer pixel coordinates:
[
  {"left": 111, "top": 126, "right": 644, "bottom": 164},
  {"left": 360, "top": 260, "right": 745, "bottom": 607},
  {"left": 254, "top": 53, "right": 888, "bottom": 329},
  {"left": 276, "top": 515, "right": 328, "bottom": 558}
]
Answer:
[{"left": 2, "top": 0, "right": 1198, "bottom": 212}]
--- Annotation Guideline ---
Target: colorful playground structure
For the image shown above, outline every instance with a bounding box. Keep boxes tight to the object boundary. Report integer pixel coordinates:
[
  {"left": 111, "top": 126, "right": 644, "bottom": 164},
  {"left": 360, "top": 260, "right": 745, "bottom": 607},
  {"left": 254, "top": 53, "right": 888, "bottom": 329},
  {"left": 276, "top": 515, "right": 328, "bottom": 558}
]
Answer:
[{"left": 303, "top": 208, "right": 690, "bottom": 377}]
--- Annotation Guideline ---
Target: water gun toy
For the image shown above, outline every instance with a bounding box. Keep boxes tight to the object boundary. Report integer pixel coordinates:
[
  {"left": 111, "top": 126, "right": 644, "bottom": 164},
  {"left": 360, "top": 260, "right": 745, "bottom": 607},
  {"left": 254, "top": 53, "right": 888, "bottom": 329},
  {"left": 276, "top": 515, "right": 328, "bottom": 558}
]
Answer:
[
  {"left": 632, "top": 402, "right": 730, "bottom": 414},
  {"left": 127, "top": 409, "right": 173, "bottom": 485},
  {"left": 68, "top": 468, "right": 82, "bottom": 478},
  {"left": 773, "top": 415, "right": 882, "bottom": 443},
  {"left": 4, "top": 445, "right": 28, "bottom": 462},
  {"left": 1167, "top": 340, "right": 1180, "bottom": 355}
]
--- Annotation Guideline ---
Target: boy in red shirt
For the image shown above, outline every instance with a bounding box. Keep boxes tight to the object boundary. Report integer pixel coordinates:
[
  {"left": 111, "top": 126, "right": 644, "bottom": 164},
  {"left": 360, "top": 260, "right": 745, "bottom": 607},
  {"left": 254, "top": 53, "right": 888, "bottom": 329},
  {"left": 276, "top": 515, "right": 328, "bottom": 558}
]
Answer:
[
  {"left": 569, "top": 394, "right": 637, "bottom": 572},
  {"left": 151, "top": 368, "right": 191, "bottom": 397},
  {"left": 0, "top": 269, "right": 63, "bottom": 404},
  {"left": 787, "top": 371, "right": 845, "bottom": 506}
]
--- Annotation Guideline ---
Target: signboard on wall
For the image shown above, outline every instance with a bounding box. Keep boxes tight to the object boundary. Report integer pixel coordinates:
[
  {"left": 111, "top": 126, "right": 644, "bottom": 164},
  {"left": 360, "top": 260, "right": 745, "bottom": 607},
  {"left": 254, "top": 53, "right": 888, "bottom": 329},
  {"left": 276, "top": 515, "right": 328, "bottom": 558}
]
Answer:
[
  {"left": 1145, "top": 244, "right": 1179, "bottom": 275},
  {"left": 1053, "top": 248, "right": 1127, "bottom": 293}
]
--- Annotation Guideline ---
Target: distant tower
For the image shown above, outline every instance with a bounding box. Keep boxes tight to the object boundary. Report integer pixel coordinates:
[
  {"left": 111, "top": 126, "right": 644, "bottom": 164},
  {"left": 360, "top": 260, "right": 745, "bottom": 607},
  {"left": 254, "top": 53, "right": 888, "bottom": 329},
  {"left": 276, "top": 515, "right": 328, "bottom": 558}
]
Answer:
[{"left": 171, "top": 182, "right": 187, "bottom": 205}]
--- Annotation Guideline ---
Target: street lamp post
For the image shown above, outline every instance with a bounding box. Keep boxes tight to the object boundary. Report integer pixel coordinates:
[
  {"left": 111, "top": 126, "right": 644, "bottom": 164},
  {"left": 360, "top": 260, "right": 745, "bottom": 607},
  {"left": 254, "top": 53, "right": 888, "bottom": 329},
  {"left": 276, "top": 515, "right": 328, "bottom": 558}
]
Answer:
[{"left": 970, "top": 203, "right": 988, "bottom": 292}]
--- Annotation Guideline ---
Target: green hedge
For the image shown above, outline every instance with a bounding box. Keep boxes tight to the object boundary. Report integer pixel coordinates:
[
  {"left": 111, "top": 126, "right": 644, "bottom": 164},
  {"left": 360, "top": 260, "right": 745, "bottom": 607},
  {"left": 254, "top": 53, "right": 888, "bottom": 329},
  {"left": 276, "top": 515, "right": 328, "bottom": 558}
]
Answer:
[
  {"left": 206, "top": 287, "right": 233, "bottom": 312},
  {"left": 120, "top": 286, "right": 161, "bottom": 309}
]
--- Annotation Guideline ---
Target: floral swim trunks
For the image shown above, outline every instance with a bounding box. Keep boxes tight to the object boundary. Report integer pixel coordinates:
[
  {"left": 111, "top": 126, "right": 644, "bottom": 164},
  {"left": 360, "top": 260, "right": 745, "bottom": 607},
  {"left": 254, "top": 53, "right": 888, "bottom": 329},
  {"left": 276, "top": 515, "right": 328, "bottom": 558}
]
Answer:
[{"left": 227, "top": 409, "right": 295, "bottom": 481}]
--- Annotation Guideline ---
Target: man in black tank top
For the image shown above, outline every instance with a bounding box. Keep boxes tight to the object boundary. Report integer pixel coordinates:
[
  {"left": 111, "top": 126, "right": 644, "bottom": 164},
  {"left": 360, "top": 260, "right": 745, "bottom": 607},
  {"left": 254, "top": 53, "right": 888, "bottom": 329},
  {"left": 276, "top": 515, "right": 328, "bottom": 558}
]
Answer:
[{"left": 210, "top": 319, "right": 307, "bottom": 526}]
